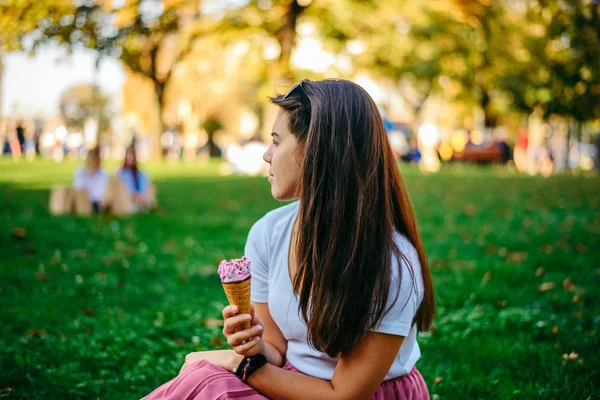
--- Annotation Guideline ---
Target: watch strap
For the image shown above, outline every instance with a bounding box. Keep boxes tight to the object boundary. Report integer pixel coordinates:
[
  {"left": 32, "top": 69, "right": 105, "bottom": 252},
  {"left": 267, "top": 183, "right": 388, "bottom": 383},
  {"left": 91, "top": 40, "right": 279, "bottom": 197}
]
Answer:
[{"left": 234, "top": 354, "right": 268, "bottom": 383}]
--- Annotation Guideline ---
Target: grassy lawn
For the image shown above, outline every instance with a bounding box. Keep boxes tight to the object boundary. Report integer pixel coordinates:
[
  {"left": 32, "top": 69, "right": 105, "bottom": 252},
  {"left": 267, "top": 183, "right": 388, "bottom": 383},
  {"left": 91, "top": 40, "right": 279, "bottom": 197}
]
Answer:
[{"left": 1, "top": 158, "right": 598, "bottom": 399}]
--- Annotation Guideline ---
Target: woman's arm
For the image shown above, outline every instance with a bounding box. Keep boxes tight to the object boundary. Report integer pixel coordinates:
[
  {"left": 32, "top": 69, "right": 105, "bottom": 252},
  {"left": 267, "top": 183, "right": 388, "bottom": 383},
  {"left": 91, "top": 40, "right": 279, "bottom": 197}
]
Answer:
[
  {"left": 188, "top": 306, "right": 404, "bottom": 400},
  {"left": 223, "top": 302, "right": 405, "bottom": 399},
  {"left": 246, "top": 331, "right": 405, "bottom": 400},
  {"left": 254, "top": 302, "right": 287, "bottom": 366}
]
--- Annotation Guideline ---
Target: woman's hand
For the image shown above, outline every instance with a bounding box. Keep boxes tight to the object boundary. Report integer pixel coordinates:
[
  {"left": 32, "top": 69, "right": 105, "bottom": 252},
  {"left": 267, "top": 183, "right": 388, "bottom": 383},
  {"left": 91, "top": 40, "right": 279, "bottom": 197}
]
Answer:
[
  {"left": 222, "top": 304, "right": 265, "bottom": 357},
  {"left": 179, "top": 350, "right": 243, "bottom": 375}
]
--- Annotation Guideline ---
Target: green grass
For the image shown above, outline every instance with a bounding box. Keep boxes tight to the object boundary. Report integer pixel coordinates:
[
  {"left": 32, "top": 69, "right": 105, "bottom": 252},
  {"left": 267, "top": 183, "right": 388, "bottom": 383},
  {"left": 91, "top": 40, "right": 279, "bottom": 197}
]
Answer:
[{"left": 1, "top": 158, "right": 598, "bottom": 399}]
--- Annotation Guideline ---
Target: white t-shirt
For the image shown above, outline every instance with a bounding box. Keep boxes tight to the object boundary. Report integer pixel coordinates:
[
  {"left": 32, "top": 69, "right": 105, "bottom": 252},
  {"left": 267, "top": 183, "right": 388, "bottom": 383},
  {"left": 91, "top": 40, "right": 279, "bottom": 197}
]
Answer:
[
  {"left": 73, "top": 168, "right": 109, "bottom": 203},
  {"left": 246, "top": 201, "right": 425, "bottom": 381}
]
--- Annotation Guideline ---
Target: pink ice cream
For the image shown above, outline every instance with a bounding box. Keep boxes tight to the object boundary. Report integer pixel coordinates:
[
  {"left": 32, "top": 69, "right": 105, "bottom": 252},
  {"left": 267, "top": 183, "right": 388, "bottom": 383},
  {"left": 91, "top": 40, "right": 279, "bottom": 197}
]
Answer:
[{"left": 218, "top": 256, "right": 251, "bottom": 283}]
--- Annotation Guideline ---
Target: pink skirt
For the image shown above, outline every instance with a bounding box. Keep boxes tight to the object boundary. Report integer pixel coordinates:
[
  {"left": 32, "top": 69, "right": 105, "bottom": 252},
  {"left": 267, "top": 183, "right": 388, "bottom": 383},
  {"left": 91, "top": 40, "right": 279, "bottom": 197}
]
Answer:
[{"left": 142, "top": 360, "right": 429, "bottom": 400}]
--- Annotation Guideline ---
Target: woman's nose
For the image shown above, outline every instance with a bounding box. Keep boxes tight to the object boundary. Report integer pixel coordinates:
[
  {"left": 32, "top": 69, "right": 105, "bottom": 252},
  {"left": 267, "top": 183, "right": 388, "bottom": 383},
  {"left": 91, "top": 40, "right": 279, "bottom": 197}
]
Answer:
[{"left": 263, "top": 148, "right": 272, "bottom": 163}]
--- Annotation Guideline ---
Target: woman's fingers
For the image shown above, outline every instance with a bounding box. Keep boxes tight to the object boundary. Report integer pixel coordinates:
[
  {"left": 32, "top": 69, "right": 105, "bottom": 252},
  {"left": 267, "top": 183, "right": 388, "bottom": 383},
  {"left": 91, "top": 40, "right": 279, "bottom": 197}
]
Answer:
[
  {"left": 233, "top": 336, "right": 262, "bottom": 355},
  {"left": 223, "top": 313, "right": 252, "bottom": 335},
  {"left": 227, "top": 324, "right": 263, "bottom": 347},
  {"left": 222, "top": 305, "right": 238, "bottom": 319}
]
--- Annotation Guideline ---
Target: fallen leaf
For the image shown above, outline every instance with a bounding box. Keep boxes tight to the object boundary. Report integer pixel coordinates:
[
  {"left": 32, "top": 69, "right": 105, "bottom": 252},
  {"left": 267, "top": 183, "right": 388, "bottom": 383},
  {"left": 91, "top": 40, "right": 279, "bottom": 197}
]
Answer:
[
  {"left": 535, "top": 267, "right": 545, "bottom": 277},
  {"left": 497, "top": 247, "right": 507, "bottom": 257},
  {"left": 434, "top": 376, "right": 443, "bottom": 385},
  {"left": 11, "top": 227, "right": 26, "bottom": 239},
  {"left": 573, "top": 310, "right": 582, "bottom": 318},
  {"left": 576, "top": 244, "right": 588, "bottom": 253},
  {"left": 81, "top": 308, "right": 96, "bottom": 316},
  {"left": 0, "top": 388, "right": 12, "bottom": 394},
  {"left": 563, "top": 279, "right": 575, "bottom": 292},
  {"left": 210, "top": 336, "right": 224, "bottom": 347},
  {"left": 494, "top": 300, "right": 507, "bottom": 307},
  {"left": 538, "top": 282, "right": 556, "bottom": 292},
  {"left": 203, "top": 318, "right": 224, "bottom": 328},
  {"left": 481, "top": 271, "right": 492, "bottom": 286},
  {"left": 538, "top": 244, "right": 553, "bottom": 254},
  {"left": 552, "top": 326, "right": 559, "bottom": 334},
  {"left": 35, "top": 272, "right": 48, "bottom": 281},
  {"left": 174, "top": 337, "right": 185, "bottom": 346},
  {"left": 25, "top": 329, "right": 47, "bottom": 339},
  {"left": 508, "top": 252, "right": 528, "bottom": 263}
]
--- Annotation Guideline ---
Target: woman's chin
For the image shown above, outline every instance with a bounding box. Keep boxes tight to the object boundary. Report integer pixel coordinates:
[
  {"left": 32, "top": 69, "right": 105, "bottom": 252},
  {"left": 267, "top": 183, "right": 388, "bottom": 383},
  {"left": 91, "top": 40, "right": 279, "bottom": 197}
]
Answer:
[{"left": 271, "top": 189, "right": 283, "bottom": 201}]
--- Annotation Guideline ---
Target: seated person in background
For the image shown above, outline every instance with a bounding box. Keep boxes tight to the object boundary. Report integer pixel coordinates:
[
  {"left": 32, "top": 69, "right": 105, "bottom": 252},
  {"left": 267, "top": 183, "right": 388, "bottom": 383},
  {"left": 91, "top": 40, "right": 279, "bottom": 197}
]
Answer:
[
  {"left": 73, "top": 147, "right": 108, "bottom": 214},
  {"left": 115, "top": 145, "right": 156, "bottom": 211}
]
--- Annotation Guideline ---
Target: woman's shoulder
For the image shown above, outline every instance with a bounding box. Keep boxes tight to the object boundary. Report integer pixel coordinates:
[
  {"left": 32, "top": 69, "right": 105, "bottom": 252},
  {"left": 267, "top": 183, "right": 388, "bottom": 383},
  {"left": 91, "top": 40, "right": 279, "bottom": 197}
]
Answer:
[
  {"left": 263, "top": 201, "right": 300, "bottom": 222},
  {"left": 390, "top": 232, "right": 423, "bottom": 285},
  {"left": 249, "top": 201, "right": 299, "bottom": 240},
  {"left": 392, "top": 232, "right": 419, "bottom": 261}
]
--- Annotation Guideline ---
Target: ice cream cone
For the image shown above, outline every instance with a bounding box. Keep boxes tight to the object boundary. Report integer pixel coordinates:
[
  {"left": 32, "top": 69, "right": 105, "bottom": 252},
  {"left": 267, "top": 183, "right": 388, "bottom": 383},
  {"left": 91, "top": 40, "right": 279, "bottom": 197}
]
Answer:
[{"left": 222, "top": 277, "right": 251, "bottom": 330}]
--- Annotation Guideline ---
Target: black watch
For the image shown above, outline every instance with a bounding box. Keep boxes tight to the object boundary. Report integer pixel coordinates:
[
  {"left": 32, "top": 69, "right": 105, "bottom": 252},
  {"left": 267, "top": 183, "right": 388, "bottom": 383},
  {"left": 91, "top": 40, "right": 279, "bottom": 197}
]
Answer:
[{"left": 234, "top": 354, "right": 268, "bottom": 383}]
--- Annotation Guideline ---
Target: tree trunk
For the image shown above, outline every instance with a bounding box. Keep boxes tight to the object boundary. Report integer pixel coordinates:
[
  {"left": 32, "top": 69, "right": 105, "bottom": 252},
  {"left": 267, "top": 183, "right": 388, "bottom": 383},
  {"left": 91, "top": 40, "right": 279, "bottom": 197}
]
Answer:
[
  {"left": 565, "top": 119, "right": 573, "bottom": 171},
  {"left": 149, "top": 44, "right": 165, "bottom": 159},
  {"left": 411, "top": 101, "right": 426, "bottom": 140},
  {"left": 480, "top": 87, "right": 497, "bottom": 130},
  {"left": 277, "top": 1, "right": 305, "bottom": 80},
  {"left": 153, "top": 79, "right": 166, "bottom": 158},
  {"left": 0, "top": 55, "right": 3, "bottom": 136}
]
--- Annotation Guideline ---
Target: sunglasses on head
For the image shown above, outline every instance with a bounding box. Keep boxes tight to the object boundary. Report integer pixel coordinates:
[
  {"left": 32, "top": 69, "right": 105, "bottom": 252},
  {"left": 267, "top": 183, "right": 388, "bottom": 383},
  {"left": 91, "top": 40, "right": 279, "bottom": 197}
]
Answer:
[{"left": 283, "top": 79, "right": 311, "bottom": 111}]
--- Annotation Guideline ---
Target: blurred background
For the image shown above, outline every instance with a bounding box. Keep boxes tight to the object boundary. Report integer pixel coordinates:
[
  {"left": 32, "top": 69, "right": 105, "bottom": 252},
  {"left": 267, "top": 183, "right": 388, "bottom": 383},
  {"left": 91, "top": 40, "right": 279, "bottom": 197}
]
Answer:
[
  {"left": 1, "top": 1, "right": 599, "bottom": 399},
  {"left": 1, "top": 0, "right": 599, "bottom": 174}
]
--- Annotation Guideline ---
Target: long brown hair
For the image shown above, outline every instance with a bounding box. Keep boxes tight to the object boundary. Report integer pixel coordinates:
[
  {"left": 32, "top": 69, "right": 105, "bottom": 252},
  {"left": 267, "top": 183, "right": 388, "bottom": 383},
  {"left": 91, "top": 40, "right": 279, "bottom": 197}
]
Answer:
[
  {"left": 270, "top": 79, "right": 435, "bottom": 357},
  {"left": 123, "top": 145, "right": 140, "bottom": 191}
]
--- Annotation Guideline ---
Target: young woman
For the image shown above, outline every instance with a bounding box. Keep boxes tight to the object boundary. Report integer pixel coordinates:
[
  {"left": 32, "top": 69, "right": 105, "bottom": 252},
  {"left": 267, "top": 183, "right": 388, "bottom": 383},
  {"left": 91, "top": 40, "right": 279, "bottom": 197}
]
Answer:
[
  {"left": 143, "top": 79, "right": 435, "bottom": 399},
  {"left": 73, "top": 146, "right": 109, "bottom": 214},
  {"left": 115, "top": 145, "right": 155, "bottom": 210}
]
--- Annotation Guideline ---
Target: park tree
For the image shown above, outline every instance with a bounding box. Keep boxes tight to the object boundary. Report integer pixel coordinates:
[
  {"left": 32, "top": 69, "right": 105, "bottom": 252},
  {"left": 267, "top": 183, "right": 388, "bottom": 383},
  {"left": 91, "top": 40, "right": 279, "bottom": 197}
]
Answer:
[
  {"left": 324, "top": 1, "right": 475, "bottom": 129},
  {"left": 220, "top": 0, "right": 388, "bottom": 137},
  {"left": 0, "top": 0, "right": 75, "bottom": 127},
  {"left": 446, "top": 0, "right": 518, "bottom": 129},
  {"left": 37, "top": 0, "right": 225, "bottom": 154},
  {"left": 509, "top": 0, "right": 600, "bottom": 123},
  {"left": 442, "top": 0, "right": 600, "bottom": 131},
  {"left": 223, "top": 0, "right": 314, "bottom": 81},
  {"left": 59, "top": 83, "right": 113, "bottom": 137}
]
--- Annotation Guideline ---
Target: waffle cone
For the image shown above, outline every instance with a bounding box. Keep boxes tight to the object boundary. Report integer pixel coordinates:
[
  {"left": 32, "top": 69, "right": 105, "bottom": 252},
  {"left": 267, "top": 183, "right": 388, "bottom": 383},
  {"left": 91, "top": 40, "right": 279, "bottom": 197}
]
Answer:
[{"left": 222, "top": 277, "right": 251, "bottom": 330}]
